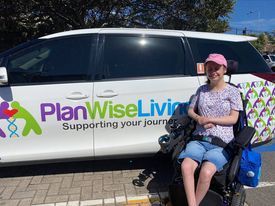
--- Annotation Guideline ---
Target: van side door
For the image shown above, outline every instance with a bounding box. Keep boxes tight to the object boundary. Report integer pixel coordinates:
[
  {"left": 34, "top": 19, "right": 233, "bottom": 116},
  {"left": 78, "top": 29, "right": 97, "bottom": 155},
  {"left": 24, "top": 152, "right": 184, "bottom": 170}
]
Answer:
[
  {"left": 93, "top": 34, "right": 200, "bottom": 157},
  {"left": 0, "top": 35, "right": 97, "bottom": 163}
]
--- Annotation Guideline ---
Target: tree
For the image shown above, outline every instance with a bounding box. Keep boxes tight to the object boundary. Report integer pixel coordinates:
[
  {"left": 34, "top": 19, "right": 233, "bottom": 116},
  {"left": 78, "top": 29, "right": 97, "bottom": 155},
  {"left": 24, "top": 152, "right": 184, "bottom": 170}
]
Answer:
[
  {"left": 248, "top": 33, "right": 275, "bottom": 53},
  {"left": 0, "top": 0, "right": 235, "bottom": 52}
]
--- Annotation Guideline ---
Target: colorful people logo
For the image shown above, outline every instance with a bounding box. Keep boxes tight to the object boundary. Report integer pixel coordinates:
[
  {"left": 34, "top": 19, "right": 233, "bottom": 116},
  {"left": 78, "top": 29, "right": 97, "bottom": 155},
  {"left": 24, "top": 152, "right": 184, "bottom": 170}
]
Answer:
[
  {"left": 259, "top": 127, "right": 271, "bottom": 139},
  {"left": 0, "top": 101, "right": 42, "bottom": 138},
  {"left": 260, "top": 107, "right": 271, "bottom": 118},
  {"left": 265, "top": 81, "right": 273, "bottom": 87},
  {"left": 267, "top": 116, "right": 275, "bottom": 127},
  {"left": 238, "top": 82, "right": 250, "bottom": 90},
  {"left": 245, "top": 88, "right": 259, "bottom": 99},
  {"left": 254, "top": 117, "right": 267, "bottom": 128},
  {"left": 267, "top": 96, "right": 275, "bottom": 107},
  {"left": 259, "top": 87, "right": 271, "bottom": 98},
  {"left": 239, "top": 80, "right": 275, "bottom": 144},
  {"left": 246, "top": 101, "right": 253, "bottom": 110},
  {"left": 252, "top": 98, "right": 265, "bottom": 109},
  {"left": 247, "top": 108, "right": 259, "bottom": 119},
  {"left": 251, "top": 81, "right": 264, "bottom": 88}
]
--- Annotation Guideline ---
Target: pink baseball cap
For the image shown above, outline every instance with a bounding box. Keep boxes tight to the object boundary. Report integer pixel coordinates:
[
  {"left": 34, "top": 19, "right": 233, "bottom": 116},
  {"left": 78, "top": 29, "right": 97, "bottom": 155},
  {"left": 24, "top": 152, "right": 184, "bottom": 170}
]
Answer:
[{"left": 204, "top": 53, "right": 227, "bottom": 68}]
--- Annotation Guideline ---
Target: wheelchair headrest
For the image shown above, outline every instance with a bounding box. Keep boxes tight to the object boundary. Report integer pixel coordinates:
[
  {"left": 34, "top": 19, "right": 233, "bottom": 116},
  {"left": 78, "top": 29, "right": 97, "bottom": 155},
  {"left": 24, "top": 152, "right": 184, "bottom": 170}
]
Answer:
[{"left": 226, "top": 60, "right": 238, "bottom": 75}]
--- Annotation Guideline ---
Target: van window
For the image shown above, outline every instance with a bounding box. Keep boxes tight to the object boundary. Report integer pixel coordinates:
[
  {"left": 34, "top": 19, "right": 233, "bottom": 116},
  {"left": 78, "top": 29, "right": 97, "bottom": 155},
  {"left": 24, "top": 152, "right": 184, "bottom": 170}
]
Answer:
[
  {"left": 101, "top": 35, "right": 185, "bottom": 79},
  {"left": 6, "top": 35, "right": 96, "bottom": 84},
  {"left": 187, "top": 38, "right": 271, "bottom": 73}
]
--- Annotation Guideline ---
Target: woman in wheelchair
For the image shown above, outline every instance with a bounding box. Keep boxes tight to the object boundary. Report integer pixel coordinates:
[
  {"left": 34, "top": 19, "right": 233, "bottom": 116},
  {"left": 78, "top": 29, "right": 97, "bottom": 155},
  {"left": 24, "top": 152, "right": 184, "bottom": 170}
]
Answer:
[{"left": 178, "top": 54, "right": 243, "bottom": 206}]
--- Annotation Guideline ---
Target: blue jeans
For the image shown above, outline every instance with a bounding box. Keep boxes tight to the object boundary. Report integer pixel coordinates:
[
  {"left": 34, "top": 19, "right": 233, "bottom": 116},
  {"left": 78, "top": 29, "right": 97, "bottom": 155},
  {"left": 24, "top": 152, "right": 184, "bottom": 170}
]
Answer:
[{"left": 178, "top": 140, "right": 230, "bottom": 172}]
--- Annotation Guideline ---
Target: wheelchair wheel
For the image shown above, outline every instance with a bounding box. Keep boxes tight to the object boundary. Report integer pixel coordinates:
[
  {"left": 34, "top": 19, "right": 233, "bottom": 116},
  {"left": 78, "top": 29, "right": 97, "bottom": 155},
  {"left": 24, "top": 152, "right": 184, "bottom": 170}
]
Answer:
[{"left": 231, "top": 185, "right": 246, "bottom": 206}]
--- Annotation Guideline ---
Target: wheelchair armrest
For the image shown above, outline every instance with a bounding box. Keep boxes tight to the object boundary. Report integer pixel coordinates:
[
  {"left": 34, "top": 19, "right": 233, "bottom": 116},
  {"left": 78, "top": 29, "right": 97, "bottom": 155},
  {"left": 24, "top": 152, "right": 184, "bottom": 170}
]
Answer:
[
  {"left": 228, "top": 126, "right": 256, "bottom": 182},
  {"left": 234, "top": 126, "right": 256, "bottom": 148},
  {"left": 228, "top": 149, "right": 242, "bottom": 182},
  {"left": 171, "top": 135, "right": 191, "bottom": 160}
]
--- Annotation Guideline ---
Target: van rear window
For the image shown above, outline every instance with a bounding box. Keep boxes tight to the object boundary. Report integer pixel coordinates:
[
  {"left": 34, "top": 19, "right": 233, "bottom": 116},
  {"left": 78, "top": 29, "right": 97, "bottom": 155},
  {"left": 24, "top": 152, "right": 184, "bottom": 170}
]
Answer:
[{"left": 187, "top": 38, "right": 271, "bottom": 73}]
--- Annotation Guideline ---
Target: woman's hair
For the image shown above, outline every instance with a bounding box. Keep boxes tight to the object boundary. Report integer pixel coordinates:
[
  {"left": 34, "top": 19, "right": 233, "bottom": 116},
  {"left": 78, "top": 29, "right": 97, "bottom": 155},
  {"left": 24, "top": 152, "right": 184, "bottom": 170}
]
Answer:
[{"left": 205, "top": 62, "right": 210, "bottom": 84}]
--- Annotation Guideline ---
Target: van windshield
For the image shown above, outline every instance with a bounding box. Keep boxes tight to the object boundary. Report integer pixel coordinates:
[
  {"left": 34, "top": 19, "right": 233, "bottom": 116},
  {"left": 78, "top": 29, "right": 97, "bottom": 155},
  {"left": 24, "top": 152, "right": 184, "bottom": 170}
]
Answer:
[
  {"left": 0, "top": 39, "right": 44, "bottom": 58},
  {"left": 187, "top": 38, "right": 271, "bottom": 73}
]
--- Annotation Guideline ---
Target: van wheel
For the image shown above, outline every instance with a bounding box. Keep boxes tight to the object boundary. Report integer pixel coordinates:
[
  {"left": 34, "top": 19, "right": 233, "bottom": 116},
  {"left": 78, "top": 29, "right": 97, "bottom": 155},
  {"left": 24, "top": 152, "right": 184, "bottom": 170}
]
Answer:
[{"left": 231, "top": 185, "right": 246, "bottom": 206}]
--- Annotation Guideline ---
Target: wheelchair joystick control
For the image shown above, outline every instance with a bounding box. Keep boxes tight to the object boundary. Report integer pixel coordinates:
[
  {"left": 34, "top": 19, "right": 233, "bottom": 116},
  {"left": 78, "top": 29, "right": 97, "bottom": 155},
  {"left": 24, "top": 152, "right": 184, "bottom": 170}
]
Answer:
[
  {"left": 159, "top": 135, "right": 170, "bottom": 144},
  {"left": 246, "top": 171, "right": 255, "bottom": 177}
]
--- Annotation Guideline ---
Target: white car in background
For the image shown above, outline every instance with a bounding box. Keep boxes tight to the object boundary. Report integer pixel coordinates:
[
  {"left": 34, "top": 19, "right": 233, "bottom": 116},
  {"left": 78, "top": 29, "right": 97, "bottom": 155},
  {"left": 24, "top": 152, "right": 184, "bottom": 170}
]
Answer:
[{"left": 262, "top": 54, "right": 275, "bottom": 71}]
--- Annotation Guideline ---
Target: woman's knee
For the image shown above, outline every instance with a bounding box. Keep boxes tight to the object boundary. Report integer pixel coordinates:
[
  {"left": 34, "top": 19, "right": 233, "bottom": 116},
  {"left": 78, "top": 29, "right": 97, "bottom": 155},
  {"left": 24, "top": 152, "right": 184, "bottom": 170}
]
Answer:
[
  {"left": 181, "top": 158, "right": 198, "bottom": 176},
  {"left": 199, "top": 162, "right": 217, "bottom": 182}
]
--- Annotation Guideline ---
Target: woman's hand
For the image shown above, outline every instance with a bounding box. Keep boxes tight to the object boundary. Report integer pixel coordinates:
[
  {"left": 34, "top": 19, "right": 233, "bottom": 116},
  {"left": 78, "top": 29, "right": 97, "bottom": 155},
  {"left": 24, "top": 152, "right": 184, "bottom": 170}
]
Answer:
[
  {"left": 197, "top": 117, "right": 215, "bottom": 129},
  {"left": 203, "top": 123, "right": 215, "bottom": 129},
  {"left": 196, "top": 116, "right": 215, "bottom": 128},
  {"left": 197, "top": 116, "right": 210, "bottom": 125}
]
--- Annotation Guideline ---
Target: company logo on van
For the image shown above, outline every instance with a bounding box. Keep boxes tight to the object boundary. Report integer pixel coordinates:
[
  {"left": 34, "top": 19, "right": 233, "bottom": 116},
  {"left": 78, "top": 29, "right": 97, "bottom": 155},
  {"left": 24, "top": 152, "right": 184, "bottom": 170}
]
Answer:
[
  {"left": 238, "top": 80, "right": 275, "bottom": 144},
  {"left": 0, "top": 101, "right": 42, "bottom": 138},
  {"left": 1, "top": 99, "right": 188, "bottom": 137},
  {"left": 40, "top": 99, "right": 188, "bottom": 121}
]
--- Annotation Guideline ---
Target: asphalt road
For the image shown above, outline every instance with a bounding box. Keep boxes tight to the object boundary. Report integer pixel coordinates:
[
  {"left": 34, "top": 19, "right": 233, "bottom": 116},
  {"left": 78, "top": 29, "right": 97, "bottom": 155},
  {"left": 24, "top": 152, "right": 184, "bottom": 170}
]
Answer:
[{"left": 245, "top": 149, "right": 275, "bottom": 206}]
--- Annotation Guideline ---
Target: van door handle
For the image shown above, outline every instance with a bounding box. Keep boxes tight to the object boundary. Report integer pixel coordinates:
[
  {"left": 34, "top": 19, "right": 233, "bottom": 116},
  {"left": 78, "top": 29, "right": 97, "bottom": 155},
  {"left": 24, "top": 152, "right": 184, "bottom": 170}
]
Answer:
[
  {"left": 96, "top": 90, "right": 118, "bottom": 98},
  {"left": 66, "top": 92, "right": 89, "bottom": 100}
]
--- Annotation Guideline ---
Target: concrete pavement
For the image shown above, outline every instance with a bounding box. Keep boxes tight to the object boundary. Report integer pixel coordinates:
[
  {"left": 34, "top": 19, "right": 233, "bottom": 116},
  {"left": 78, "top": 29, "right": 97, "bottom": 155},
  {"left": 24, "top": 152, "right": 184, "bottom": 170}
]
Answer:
[
  {"left": 0, "top": 141, "right": 274, "bottom": 206},
  {"left": 0, "top": 155, "right": 172, "bottom": 206}
]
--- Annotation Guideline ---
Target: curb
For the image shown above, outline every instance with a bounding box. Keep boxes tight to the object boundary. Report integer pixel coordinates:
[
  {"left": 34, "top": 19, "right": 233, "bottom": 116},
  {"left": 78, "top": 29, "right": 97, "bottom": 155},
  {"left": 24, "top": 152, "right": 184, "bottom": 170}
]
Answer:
[
  {"left": 32, "top": 193, "right": 167, "bottom": 206},
  {"left": 30, "top": 192, "right": 250, "bottom": 206}
]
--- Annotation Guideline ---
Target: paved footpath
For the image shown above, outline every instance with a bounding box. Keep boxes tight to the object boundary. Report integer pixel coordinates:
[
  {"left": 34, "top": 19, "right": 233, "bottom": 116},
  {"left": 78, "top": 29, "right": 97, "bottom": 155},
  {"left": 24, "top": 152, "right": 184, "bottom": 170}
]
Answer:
[
  {"left": 0, "top": 155, "right": 172, "bottom": 206},
  {"left": 0, "top": 145, "right": 274, "bottom": 206}
]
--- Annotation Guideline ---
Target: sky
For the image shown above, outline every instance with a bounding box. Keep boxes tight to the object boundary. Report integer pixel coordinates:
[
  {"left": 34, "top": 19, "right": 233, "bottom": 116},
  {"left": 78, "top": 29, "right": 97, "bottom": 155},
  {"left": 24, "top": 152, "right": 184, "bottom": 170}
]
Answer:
[{"left": 229, "top": 0, "right": 275, "bottom": 33}]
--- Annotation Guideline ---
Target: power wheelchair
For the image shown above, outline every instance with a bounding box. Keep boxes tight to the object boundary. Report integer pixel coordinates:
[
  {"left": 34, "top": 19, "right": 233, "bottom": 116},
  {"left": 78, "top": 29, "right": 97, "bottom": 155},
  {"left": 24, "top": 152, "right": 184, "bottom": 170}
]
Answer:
[{"left": 158, "top": 61, "right": 256, "bottom": 206}]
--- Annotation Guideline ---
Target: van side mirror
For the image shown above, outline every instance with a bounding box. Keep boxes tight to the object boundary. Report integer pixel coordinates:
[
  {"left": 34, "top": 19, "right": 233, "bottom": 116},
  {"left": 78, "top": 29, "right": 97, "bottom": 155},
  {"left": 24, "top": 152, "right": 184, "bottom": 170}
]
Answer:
[{"left": 0, "top": 67, "right": 8, "bottom": 85}]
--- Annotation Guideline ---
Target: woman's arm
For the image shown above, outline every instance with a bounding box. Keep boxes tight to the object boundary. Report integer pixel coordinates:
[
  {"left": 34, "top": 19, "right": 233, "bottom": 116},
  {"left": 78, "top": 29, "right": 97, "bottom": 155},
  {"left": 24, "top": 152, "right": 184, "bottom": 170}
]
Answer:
[
  {"left": 188, "top": 107, "right": 200, "bottom": 122},
  {"left": 188, "top": 107, "right": 239, "bottom": 127},
  {"left": 188, "top": 106, "right": 214, "bottom": 125},
  {"left": 206, "top": 110, "right": 239, "bottom": 126},
  {"left": 188, "top": 108, "right": 215, "bottom": 129}
]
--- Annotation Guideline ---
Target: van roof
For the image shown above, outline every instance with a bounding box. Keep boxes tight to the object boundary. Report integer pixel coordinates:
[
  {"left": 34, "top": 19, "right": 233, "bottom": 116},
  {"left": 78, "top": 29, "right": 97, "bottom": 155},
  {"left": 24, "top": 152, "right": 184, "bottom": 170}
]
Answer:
[{"left": 40, "top": 28, "right": 257, "bottom": 42}]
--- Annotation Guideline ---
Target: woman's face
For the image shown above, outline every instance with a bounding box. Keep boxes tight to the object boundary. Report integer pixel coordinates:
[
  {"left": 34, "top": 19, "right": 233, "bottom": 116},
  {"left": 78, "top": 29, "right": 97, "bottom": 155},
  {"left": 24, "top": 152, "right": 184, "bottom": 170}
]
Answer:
[{"left": 205, "top": 61, "right": 227, "bottom": 82}]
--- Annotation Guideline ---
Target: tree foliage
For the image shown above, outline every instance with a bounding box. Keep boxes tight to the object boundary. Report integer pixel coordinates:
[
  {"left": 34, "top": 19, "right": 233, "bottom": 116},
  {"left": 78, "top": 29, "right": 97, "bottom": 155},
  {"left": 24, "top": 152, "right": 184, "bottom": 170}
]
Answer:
[
  {"left": 0, "top": 0, "right": 235, "bottom": 52},
  {"left": 249, "top": 33, "right": 275, "bottom": 53}
]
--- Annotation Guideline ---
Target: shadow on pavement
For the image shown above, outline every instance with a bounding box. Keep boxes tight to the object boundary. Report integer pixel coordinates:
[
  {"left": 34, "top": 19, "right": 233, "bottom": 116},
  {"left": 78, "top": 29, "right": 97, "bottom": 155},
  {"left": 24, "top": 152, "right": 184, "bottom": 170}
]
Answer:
[
  {"left": 132, "top": 153, "right": 174, "bottom": 194},
  {"left": 0, "top": 154, "right": 173, "bottom": 187}
]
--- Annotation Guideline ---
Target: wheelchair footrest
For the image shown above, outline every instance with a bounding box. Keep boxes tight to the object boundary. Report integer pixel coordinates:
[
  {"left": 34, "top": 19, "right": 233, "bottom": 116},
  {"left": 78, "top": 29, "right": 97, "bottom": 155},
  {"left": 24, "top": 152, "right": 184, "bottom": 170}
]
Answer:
[
  {"left": 169, "top": 184, "right": 223, "bottom": 206},
  {"left": 200, "top": 190, "right": 223, "bottom": 206}
]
